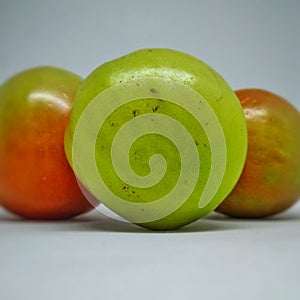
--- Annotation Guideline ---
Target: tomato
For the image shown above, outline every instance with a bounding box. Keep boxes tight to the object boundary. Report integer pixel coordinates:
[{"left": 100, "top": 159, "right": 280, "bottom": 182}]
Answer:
[
  {"left": 0, "top": 67, "right": 94, "bottom": 219},
  {"left": 216, "top": 89, "right": 300, "bottom": 217}
]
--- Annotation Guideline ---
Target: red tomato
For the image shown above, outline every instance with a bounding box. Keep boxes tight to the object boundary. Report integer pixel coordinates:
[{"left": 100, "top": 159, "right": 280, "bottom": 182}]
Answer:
[
  {"left": 0, "top": 67, "right": 94, "bottom": 219},
  {"left": 217, "top": 89, "right": 300, "bottom": 217}
]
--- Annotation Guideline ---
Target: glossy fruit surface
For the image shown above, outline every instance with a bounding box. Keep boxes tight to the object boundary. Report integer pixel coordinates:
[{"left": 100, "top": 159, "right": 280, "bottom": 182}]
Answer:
[
  {"left": 0, "top": 67, "right": 94, "bottom": 219},
  {"left": 216, "top": 89, "right": 300, "bottom": 217},
  {"left": 65, "top": 48, "right": 248, "bottom": 230}
]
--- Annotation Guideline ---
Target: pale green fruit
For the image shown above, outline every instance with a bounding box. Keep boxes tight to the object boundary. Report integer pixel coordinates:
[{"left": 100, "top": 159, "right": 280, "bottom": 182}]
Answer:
[{"left": 65, "top": 48, "right": 247, "bottom": 230}]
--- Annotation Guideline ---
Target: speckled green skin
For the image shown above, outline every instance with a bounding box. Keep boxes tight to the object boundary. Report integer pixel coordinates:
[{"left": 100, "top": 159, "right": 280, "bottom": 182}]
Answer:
[{"left": 65, "top": 48, "right": 247, "bottom": 230}]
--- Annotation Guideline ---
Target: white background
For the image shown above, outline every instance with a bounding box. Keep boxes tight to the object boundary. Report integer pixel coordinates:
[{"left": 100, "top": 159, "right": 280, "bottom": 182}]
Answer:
[
  {"left": 0, "top": 1, "right": 299, "bottom": 300},
  {"left": 0, "top": 0, "right": 299, "bottom": 109}
]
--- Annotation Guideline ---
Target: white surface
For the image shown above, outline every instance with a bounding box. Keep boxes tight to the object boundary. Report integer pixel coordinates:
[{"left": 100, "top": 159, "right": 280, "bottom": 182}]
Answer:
[
  {"left": 0, "top": 204, "right": 300, "bottom": 300},
  {"left": 0, "top": 1, "right": 300, "bottom": 299}
]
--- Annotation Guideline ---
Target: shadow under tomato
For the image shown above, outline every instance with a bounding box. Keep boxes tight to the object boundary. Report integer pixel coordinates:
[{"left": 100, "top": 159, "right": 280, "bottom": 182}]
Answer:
[
  {"left": 0, "top": 208, "right": 238, "bottom": 233},
  {"left": 68, "top": 217, "right": 238, "bottom": 233},
  {"left": 64, "top": 210, "right": 240, "bottom": 233},
  {"left": 207, "top": 206, "right": 300, "bottom": 222}
]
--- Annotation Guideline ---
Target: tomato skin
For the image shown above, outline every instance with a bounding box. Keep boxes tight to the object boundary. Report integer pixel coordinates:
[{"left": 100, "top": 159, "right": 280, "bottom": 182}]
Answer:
[
  {"left": 0, "top": 67, "right": 94, "bottom": 219},
  {"left": 216, "top": 89, "right": 300, "bottom": 218}
]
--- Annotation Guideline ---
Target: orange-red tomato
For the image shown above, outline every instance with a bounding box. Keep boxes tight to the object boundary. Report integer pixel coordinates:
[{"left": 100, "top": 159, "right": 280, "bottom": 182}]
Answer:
[
  {"left": 0, "top": 67, "right": 94, "bottom": 219},
  {"left": 216, "top": 89, "right": 300, "bottom": 217}
]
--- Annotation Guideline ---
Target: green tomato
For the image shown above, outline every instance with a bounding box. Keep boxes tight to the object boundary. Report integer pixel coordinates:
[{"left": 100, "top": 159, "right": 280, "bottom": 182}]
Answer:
[{"left": 65, "top": 48, "right": 247, "bottom": 230}]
